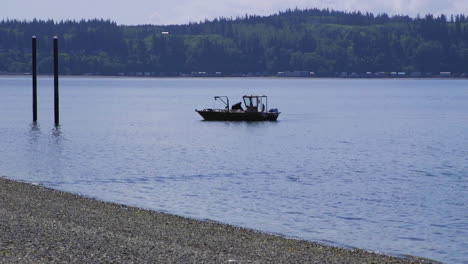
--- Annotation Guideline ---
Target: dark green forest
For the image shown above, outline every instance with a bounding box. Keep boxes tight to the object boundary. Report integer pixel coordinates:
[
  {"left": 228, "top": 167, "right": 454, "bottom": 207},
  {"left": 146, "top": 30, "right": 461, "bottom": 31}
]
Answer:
[{"left": 1, "top": 8, "right": 468, "bottom": 76}]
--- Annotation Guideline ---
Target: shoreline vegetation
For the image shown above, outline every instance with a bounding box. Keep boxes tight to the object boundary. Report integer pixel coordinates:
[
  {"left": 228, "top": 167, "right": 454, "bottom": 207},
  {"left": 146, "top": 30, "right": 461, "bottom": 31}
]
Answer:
[
  {"left": 1, "top": 73, "right": 468, "bottom": 80},
  {"left": 0, "top": 177, "right": 435, "bottom": 263},
  {"left": 2, "top": 8, "right": 468, "bottom": 77}
]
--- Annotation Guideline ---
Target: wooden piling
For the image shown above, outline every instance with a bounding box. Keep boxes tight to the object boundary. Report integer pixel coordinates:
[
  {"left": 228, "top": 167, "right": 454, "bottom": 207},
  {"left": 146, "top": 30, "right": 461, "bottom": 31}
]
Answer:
[
  {"left": 53, "top": 36, "right": 59, "bottom": 125},
  {"left": 32, "top": 36, "right": 37, "bottom": 122}
]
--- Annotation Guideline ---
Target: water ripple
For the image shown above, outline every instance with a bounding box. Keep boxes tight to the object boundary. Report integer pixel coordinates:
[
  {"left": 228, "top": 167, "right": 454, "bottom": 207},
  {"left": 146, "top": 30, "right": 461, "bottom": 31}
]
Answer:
[{"left": 1, "top": 77, "right": 467, "bottom": 263}]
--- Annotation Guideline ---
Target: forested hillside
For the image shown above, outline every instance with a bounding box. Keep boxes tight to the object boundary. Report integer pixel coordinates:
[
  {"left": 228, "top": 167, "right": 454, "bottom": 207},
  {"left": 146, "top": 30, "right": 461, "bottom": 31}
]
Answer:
[{"left": 1, "top": 8, "right": 468, "bottom": 76}]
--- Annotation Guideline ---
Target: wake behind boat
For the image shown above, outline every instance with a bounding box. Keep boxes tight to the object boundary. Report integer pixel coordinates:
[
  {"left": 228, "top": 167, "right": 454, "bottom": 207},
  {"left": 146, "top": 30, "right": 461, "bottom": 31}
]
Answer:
[{"left": 196, "top": 95, "right": 280, "bottom": 121}]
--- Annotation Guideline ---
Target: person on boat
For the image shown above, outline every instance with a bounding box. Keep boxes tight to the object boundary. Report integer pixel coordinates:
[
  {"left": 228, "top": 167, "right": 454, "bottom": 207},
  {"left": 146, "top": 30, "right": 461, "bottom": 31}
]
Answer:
[{"left": 231, "top": 102, "right": 243, "bottom": 111}]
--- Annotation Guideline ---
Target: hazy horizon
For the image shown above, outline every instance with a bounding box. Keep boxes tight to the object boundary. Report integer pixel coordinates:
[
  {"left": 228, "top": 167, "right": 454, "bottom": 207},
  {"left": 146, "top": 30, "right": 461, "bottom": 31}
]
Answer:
[{"left": 2, "top": 0, "right": 468, "bottom": 26}]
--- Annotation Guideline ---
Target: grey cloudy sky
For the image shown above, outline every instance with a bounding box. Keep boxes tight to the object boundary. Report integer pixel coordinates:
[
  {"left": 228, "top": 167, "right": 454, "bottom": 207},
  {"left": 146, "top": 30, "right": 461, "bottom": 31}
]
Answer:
[{"left": 3, "top": 0, "right": 468, "bottom": 25}]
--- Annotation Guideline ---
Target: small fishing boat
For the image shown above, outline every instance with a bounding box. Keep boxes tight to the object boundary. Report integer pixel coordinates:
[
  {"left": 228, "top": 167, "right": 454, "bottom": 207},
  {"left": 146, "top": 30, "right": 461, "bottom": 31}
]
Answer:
[{"left": 196, "top": 95, "right": 280, "bottom": 121}]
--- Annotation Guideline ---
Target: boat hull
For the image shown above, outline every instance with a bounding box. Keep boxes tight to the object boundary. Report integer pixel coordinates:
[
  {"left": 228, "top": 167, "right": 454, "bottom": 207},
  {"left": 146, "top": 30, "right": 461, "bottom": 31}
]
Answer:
[{"left": 196, "top": 110, "right": 280, "bottom": 121}]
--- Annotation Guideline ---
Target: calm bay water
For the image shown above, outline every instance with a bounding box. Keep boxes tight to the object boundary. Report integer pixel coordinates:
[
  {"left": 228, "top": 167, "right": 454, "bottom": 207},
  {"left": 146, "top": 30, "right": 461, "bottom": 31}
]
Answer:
[{"left": 1, "top": 77, "right": 467, "bottom": 263}]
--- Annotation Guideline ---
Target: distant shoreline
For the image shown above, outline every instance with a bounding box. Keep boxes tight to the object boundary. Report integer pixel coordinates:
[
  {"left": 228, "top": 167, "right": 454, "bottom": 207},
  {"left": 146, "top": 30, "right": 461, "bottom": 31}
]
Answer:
[{"left": 1, "top": 73, "right": 467, "bottom": 80}]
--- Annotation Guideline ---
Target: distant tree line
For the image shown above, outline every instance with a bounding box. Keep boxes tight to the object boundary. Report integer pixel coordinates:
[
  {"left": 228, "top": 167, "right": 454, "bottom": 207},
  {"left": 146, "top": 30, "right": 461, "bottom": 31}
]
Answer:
[{"left": 1, "top": 8, "right": 468, "bottom": 76}]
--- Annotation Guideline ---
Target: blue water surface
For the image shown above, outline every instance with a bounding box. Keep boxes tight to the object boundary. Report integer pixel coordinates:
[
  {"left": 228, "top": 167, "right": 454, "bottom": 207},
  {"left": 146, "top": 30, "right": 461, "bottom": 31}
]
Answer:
[{"left": 1, "top": 77, "right": 467, "bottom": 263}]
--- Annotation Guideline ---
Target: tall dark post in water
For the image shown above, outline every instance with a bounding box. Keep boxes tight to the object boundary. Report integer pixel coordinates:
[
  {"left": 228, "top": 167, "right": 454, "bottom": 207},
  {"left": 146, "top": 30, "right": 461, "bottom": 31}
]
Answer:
[
  {"left": 32, "top": 36, "right": 37, "bottom": 122},
  {"left": 53, "top": 36, "right": 59, "bottom": 125}
]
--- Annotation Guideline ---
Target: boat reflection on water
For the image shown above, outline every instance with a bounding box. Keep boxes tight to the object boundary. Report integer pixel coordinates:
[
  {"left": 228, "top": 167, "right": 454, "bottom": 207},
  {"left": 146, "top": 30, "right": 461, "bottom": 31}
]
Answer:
[{"left": 196, "top": 95, "right": 280, "bottom": 121}]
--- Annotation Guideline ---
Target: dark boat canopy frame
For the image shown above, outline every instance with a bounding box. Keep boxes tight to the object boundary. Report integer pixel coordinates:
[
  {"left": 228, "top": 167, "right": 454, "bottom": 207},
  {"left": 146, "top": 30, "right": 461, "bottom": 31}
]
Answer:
[
  {"left": 213, "top": 95, "right": 268, "bottom": 113},
  {"left": 196, "top": 95, "right": 280, "bottom": 121},
  {"left": 243, "top": 95, "right": 268, "bottom": 113}
]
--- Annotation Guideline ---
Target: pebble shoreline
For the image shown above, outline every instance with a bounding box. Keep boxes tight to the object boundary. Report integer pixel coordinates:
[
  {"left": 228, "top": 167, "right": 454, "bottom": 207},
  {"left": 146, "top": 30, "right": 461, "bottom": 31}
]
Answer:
[{"left": 0, "top": 177, "right": 434, "bottom": 263}]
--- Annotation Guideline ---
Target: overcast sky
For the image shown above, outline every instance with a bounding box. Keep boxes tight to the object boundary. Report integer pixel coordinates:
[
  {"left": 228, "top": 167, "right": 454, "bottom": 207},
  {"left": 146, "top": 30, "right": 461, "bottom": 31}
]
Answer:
[{"left": 3, "top": 0, "right": 468, "bottom": 25}]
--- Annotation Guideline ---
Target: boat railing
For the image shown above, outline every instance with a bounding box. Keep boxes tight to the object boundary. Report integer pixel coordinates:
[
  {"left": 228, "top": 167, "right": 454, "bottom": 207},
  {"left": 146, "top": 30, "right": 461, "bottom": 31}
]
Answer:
[{"left": 200, "top": 108, "right": 228, "bottom": 112}]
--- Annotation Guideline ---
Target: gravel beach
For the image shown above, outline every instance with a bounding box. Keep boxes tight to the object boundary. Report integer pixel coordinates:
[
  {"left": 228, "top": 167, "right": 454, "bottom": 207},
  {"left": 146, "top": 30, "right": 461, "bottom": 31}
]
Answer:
[{"left": 0, "top": 177, "right": 433, "bottom": 263}]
